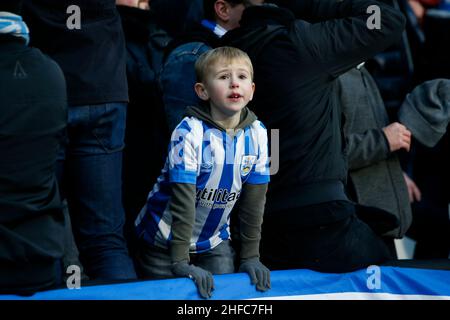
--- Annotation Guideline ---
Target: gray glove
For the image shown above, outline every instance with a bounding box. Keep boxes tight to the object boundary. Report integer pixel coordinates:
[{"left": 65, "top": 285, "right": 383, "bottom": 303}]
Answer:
[
  {"left": 171, "top": 261, "right": 214, "bottom": 299},
  {"left": 238, "top": 257, "right": 271, "bottom": 292}
]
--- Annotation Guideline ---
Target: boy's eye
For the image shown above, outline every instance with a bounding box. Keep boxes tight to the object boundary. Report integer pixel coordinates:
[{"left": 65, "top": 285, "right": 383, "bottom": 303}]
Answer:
[
  {"left": 219, "top": 74, "right": 229, "bottom": 80},
  {"left": 239, "top": 74, "right": 248, "bottom": 79}
]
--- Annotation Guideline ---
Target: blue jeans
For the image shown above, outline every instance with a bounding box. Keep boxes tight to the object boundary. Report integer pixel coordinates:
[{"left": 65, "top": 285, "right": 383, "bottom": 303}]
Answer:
[
  {"left": 159, "top": 41, "right": 211, "bottom": 132},
  {"left": 57, "top": 103, "right": 136, "bottom": 280},
  {"left": 136, "top": 240, "right": 236, "bottom": 279}
]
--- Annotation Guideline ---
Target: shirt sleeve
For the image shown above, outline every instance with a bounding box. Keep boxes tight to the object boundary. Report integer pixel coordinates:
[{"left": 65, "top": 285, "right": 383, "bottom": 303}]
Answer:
[
  {"left": 169, "top": 182, "right": 197, "bottom": 263},
  {"left": 246, "top": 122, "right": 271, "bottom": 185},
  {"left": 290, "top": 0, "right": 406, "bottom": 78},
  {"left": 346, "top": 128, "right": 391, "bottom": 170},
  {"left": 238, "top": 183, "right": 268, "bottom": 260},
  {"left": 168, "top": 119, "right": 201, "bottom": 184}
]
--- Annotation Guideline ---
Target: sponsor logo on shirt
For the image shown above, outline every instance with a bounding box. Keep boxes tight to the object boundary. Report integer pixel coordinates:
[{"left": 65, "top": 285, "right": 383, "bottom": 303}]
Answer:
[{"left": 196, "top": 188, "right": 241, "bottom": 209}]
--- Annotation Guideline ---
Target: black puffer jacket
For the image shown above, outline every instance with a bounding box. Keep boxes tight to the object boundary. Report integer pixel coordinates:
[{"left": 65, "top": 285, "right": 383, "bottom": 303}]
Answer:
[{"left": 222, "top": 0, "right": 406, "bottom": 219}]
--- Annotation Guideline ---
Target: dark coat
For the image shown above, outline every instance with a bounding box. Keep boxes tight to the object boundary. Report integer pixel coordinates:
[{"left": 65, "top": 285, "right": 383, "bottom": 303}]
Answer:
[
  {"left": 0, "top": 36, "right": 67, "bottom": 293},
  {"left": 339, "top": 66, "right": 412, "bottom": 238},
  {"left": 22, "top": 0, "right": 129, "bottom": 106},
  {"left": 222, "top": 1, "right": 406, "bottom": 221}
]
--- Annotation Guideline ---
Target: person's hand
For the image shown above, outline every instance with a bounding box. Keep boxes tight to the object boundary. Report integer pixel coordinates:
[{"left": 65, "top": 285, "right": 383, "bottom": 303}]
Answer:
[
  {"left": 171, "top": 261, "right": 214, "bottom": 299},
  {"left": 116, "top": 0, "right": 149, "bottom": 10},
  {"left": 408, "top": 0, "right": 426, "bottom": 25},
  {"left": 238, "top": 258, "right": 271, "bottom": 292},
  {"left": 116, "top": 0, "right": 139, "bottom": 7},
  {"left": 138, "top": 0, "right": 150, "bottom": 10},
  {"left": 403, "top": 172, "right": 422, "bottom": 203},
  {"left": 382, "top": 122, "right": 412, "bottom": 152}
]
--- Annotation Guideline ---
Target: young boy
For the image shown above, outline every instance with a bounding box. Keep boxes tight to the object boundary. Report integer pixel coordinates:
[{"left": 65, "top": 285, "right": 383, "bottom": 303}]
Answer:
[{"left": 135, "top": 47, "right": 271, "bottom": 298}]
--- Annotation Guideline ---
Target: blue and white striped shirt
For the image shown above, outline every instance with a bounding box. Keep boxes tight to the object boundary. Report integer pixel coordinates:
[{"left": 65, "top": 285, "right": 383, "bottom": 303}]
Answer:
[{"left": 135, "top": 116, "right": 270, "bottom": 253}]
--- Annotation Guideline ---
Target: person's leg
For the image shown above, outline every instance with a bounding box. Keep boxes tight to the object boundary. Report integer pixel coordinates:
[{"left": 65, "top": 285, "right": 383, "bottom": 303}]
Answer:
[
  {"left": 55, "top": 130, "right": 88, "bottom": 282},
  {"left": 194, "top": 240, "right": 236, "bottom": 274},
  {"left": 260, "top": 212, "right": 294, "bottom": 270},
  {"left": 311, "top": 213, "right": 393, "bottom": 273},
  {"left": 261, "top": 202, "right": 392, "bottom": 273},
  {"left": 135, "top": 241, "right": 174, "bottom": 279},
  {"left": 297, "top": 203, "right": 393, "bottom": 273},
  {"left": 60, "top": 199, "right": 89, "bottom": 282},
  {"left": 410, "top": 203, "right": 450, "bottom": 259},
  {"left": 65, "top": 103, "right": 136, "bottom": 280},
  {"left": 383, "top": 237, "right": 398, "bottom": 259}
]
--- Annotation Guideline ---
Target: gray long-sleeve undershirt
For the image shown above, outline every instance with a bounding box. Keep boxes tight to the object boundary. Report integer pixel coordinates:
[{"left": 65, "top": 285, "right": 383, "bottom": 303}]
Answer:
[{"left": 169, "top": 183, "right": 268, "bottom": 263}]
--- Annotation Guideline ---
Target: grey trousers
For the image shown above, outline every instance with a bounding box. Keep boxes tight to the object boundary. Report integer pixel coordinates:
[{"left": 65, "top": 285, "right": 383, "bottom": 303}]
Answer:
[{"left": 136, "top": 240, "right": 235, "bottom": 279}]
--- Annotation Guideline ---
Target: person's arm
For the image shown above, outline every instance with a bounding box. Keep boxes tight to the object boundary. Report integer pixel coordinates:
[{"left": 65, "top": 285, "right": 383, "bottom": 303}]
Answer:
[
  {"left": 347, "top": 122, "right": 411, "bottom": 170},
  {"left": 269, "top": 0, "right": 313, "bottom": 18},
  {"left": 169, "top": 183, "right": 196, "bottom": 263},
  {"left": 237, "top": 183, "right": 271, "bottom": 292},
  {"left": 236, "top": 122, "right": 271, "bottom": 291},
  {"left": 346, "top": 129, "right": 391, "bottom": 170},
  {"left": 270, "top": 0, "right": 339, "bottom": 22},
  {"left": 238, "top": 184, "right": 267, "bottom": 260},
  {"left": 168, "top": 182, "right": 215, "bottom": 299},
  {"left": 272, "top": 0, "right": 396, "bottom": 20},
  {"left": 167, "top": 120, "right": 214, "bottom": 299},
  {"left": 289, "top": 0, "right": 406, "bottom": 78}
]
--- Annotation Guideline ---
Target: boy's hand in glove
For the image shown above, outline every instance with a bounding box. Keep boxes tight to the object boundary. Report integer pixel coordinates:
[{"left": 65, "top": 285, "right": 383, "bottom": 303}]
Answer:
[
  {"left": 171, "top": 261, "right": 214, "bottom": 299},
  {"left": 238, "top": 257, "right": 271, "bottom": 291}
]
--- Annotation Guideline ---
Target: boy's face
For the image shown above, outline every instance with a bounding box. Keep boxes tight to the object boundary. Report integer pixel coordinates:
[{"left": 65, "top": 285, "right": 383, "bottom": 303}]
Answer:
[{"left": 196, "top": 59, "right": 255, "bottom": 118}]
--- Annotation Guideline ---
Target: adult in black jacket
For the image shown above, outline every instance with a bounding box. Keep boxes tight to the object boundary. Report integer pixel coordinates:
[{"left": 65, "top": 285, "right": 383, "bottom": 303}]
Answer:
[
  {"left": 0, "top": 1, "right": 67, "bottom": 293},
  {"left": 222, "top": 0, "right": 406, "bottom": 272}
]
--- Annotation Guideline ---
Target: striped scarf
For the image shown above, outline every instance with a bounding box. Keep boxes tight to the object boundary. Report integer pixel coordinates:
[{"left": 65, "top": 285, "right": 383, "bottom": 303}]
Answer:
[
  {"left": 0, "top": 11, "right": 30, "bottom": 45},
  {"left": 201, "top": 19, "right": 227, "bottom": 38}
]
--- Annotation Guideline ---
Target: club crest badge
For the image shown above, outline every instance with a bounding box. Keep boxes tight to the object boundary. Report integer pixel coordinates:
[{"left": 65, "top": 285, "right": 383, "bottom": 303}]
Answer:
[{"left": 241, "top": 155, "right": 257, "bottom": 176}]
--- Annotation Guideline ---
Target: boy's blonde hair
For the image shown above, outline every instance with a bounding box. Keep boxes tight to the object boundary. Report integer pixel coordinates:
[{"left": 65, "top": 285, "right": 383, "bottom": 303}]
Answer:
[{"left": 195, "top": 46, "right": 254, "bottom": 83}]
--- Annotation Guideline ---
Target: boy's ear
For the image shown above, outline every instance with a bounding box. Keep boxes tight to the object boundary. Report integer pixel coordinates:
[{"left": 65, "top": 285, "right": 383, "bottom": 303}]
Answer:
[
  {"left": 249, "top": 82, "right": 256, "bottom": 101},
  {"left": 195, "top": 83, "right": 209, "bottom": 101}
]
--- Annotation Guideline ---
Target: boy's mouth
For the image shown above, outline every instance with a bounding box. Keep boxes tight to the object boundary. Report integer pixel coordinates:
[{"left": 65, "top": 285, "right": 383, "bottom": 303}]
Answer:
[{"left": 228, "top": 93, "right": 242, "bottom": 99}]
